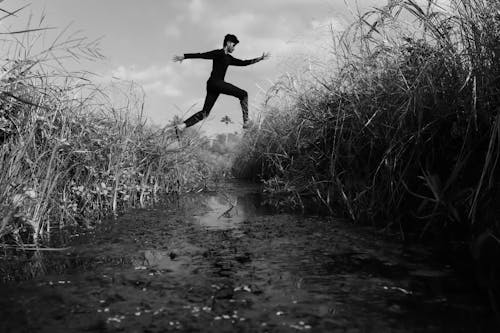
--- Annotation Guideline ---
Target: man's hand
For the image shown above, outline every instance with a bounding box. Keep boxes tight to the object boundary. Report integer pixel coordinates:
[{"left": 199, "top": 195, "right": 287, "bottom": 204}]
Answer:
[
  {"left": 260, "top": 52, "right": 271, "bottom": 61},
  {"left": 172, "top": 55, "right": 185, "bottom": 63}
]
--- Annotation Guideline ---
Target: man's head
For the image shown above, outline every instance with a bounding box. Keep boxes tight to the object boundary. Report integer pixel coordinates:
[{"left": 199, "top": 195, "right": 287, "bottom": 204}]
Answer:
[{"left": 223, "top": 34, "right": 239, "bottom": 53}]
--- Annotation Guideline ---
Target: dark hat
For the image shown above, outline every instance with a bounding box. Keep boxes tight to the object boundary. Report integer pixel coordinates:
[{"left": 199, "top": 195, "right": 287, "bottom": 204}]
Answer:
[{"left": 223, "top": 34, "right": 239, "bottom": 46}]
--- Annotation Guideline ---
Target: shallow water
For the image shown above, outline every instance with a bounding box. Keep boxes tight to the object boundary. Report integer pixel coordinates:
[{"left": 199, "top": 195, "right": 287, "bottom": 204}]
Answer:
[{"left": 0, "top": 181, "right": 495, "bottom": 332}]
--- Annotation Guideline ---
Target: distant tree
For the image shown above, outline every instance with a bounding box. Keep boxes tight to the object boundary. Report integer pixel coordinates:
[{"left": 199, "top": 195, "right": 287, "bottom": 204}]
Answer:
[
  {"left": 220, "top": 115, "right": 232, "bottom": 145},
  {"left": 221, "top": 115, "right": 232, "bottom": 125}
]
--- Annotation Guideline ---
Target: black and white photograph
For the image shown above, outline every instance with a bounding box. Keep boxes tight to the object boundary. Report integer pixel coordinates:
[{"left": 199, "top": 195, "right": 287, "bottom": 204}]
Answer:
[{"left": 0, "top": 0, "right": 499, "bottom": 332}]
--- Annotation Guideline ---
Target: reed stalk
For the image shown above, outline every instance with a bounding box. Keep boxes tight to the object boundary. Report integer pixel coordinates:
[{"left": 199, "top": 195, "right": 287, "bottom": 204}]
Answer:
[
  {"left": 235, "top": 0, "right": 500, "bottom": 241},
  {"left": 0, "top": 7, "right": 225, "bottom": 247}
]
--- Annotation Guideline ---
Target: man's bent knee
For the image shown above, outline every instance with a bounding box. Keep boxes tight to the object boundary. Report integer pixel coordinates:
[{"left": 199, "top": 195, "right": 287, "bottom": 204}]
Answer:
[
  {"left": 240, "top": 94, "right": 248, "bottom": 106},
  {"left": 201, "top": 109, "right": 211, "bottom": 118}
]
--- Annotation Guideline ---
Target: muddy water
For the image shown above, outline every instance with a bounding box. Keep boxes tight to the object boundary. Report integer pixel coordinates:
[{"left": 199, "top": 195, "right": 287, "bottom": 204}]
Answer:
[{"left": 0, "top": 181, "right": 494, "bottom": 332}]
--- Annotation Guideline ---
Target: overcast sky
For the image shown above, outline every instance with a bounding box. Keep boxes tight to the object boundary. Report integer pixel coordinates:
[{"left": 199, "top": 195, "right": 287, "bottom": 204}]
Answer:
[{"left": 5, "top": 0, "right": 380, "bottom": 137}]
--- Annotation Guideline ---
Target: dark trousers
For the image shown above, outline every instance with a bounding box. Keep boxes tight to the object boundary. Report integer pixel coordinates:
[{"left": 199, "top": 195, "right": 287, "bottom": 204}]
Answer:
[{"left": 184, "top": 79, "right": 248, "bottom": 128}]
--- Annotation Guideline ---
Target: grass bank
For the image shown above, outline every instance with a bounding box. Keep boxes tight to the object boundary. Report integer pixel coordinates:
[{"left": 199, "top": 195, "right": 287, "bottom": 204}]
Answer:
[
  {"left": 234, "top": 0, "right": 500, "bottom": 313},
  {"left": 0, "top": 10, "right": 225, "bottom": 248},
  {"left": 235, "top": 0, "right": 500, "bottom": 245}
]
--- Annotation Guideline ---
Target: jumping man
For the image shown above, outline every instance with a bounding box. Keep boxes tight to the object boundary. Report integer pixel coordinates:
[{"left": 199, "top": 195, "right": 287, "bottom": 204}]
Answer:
[{"left": 172, "top": 34, "right": 270, "bottom": 131}]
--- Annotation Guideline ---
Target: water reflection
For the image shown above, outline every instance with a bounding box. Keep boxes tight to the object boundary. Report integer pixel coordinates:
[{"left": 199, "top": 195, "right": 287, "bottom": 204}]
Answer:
[
  {"left": 191, "top": 192, "right": 269, "bottom": 230},
  {"left": 0, "top": 182, "right": 495, "bottom": 332},
  {"left": 133, "top": 250, "right": 188, "bottom": 272}
]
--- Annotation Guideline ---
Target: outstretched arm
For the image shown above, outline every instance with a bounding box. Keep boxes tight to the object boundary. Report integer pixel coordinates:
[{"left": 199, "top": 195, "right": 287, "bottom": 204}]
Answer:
[
  {"left": 231, "top": 52, "right": 271, "bottom": 66},
  {"left": 184, "top": 50, "right": 219, "bottom": 59},
  {"left": 173, "top": 50, "right": 219, "bottom": 63}
]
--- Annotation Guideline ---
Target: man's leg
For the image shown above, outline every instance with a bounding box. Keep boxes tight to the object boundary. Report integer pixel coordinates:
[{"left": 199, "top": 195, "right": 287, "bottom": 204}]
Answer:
[
  {"left": 184, "top": 91, "right": 219, "bottom": 128},
  {"left": 240, "top": 95, "right": 249, "bottom": 125},
  {"left": 212, "top": 81, "right": 249, "bottom": 125}
]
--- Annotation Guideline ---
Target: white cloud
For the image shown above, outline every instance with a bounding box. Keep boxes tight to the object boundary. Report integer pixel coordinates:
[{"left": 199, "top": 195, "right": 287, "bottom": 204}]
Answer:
[
  {"left": 143, "top": 80, "right": 182, "bottom": 97},
  {"left": 310, "top": 17, "right": 345, "bottom": 32},
  {"left": 211, "top": 12, "right": 257, "bottom": 36},
  {"left": 188, "top": 0, "right": 204, "bottom": 22},
  {"left": 105, "top": 58, "right": 217, "bottom": 101},
  {"left": 164, "top": 24, "right": 181, "bottom": 38},
  {"left": 107, "top": 64, "right": 185, "bottom": 97},
  {"left": 262, "top": 0, "right": 328, "bottom": 5},
  {"left": 111, "top": 65, "right": 175, "bottom": 82}
]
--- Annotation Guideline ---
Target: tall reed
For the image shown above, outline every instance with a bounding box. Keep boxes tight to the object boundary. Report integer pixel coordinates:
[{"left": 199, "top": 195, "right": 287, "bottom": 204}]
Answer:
[
  {"left": 235, "top": 0, "right": 500, "bottom": 239},
  {"left": 0, "top": 9, "right": 219, "bottom": 247},
  {"left": 235, "top": 1, "right": 500, "bottom": 312}
]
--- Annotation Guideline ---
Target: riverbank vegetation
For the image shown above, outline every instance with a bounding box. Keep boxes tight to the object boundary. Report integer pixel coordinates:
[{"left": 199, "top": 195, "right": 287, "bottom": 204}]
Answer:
[
  {"left": 0, "top": 9, "right": 227, "bottom": 248},
  {"left": 234, "top": 0, "right": 500, "bottom": 310},
  {"left": 235, "top": 0, "right": 500, "bottom": 244}
]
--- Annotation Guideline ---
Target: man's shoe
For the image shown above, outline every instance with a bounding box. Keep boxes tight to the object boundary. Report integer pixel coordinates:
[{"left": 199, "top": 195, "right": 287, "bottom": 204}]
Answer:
[{"left": 176, "top": 123, "right": 186, "bottom": 132}]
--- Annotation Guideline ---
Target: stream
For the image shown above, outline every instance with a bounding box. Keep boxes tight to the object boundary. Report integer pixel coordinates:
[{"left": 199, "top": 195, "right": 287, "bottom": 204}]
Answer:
[{"left": 0, "top": 181, "right": 495, "bottom": 332}]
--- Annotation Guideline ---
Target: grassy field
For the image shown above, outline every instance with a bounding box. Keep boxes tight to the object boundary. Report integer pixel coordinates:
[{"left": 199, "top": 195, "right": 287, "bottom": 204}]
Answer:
[
  {"left": 0, "top": 10, "right": 228, "bottom": 248},
  {"left": 235, "top": 0, "right": 500, "bottom": 244}
]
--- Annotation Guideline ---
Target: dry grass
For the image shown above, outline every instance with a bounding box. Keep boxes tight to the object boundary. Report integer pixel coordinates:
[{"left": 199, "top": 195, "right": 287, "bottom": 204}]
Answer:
[
  {"left": 235, "top": 2, "right": 500, "bottom": 313},
  {"left": 235, "top": 0, "right": 500, "bottom": 240},
  {"left": 0, "top": 7, "right": 223, "bottom": 247}
]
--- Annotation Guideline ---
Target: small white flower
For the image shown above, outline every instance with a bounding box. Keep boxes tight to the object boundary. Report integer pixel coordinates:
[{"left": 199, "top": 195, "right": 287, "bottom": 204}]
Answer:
[
  {"left": 25, "top": 189, "right": 37, "bottom": 199},
  {"left": 12, "top": 194, "right": 24, "bottom": 207}
]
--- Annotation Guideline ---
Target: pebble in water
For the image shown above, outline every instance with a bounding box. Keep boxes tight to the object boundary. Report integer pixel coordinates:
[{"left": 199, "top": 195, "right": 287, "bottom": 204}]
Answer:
[{"left": 106, "top": 315, "right": 126, "bottom": 324}]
